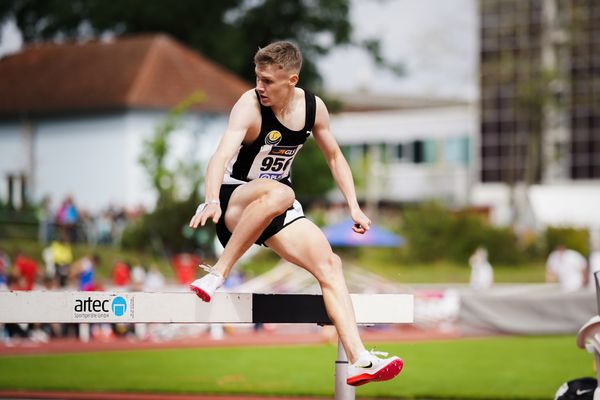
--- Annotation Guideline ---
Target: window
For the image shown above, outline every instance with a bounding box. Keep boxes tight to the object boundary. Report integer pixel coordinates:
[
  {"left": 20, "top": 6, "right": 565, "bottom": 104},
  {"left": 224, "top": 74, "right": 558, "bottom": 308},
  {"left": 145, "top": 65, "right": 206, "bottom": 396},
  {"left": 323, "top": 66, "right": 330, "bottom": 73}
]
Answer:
[
  {"left": 444, "top": 137, "right": 470, "bottom": 165},
  {"left": 412, "top": 140, "right": 424, "bottom": 163}
]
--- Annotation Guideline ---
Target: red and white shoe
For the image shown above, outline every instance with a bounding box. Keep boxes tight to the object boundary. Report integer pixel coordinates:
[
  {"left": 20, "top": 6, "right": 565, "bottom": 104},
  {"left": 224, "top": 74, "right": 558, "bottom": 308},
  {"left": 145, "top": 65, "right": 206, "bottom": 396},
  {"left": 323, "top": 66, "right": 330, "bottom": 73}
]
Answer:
[
  {"left": 189, "top": 264, "right": 224, "bottom": 303},
  {"left": 347, "top": 350, "right": 404, "bottom": 386}
]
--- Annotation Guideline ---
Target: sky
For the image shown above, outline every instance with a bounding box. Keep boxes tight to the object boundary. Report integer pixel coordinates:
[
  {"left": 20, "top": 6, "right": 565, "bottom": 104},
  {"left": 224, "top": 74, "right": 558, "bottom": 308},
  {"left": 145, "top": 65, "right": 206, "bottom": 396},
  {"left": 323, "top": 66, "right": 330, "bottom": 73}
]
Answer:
[
  {"left": 318, "top": 0, "right": 478, "bottom": 99},
  {"left": 0, "top": 0, "right": 478, "bottom": 100}
]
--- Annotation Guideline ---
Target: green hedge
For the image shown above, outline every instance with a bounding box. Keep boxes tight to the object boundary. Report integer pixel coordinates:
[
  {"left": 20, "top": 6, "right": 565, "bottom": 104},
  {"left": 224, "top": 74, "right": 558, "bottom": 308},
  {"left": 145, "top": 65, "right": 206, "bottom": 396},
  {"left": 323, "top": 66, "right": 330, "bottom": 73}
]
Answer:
[
  {"left": 543, "top": 226, "right": 590, "bottom": 257},
  {"left": 400, "top": 202, "right": 525, "bottom": 265},
  {"left": 399, "top": 202, "right": 592, "bottom": 265},
  {"left": 121, "top": 194, "right": 214, "bottom": 257}
]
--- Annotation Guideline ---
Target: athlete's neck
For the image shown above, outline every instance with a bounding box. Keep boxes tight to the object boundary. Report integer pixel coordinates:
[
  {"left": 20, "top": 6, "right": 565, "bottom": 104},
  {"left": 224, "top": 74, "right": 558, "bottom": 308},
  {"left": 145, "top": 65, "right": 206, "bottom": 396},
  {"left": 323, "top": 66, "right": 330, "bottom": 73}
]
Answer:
[{"left": 272, "top": 88, "right": 298, "bottom": 117}]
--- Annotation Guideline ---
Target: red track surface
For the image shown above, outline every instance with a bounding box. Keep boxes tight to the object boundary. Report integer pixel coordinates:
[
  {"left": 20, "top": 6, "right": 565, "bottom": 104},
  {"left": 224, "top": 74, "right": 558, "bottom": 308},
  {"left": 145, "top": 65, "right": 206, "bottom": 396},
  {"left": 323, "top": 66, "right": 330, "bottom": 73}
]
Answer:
[{"left": 0, "top": 325, "right": 462, "bottom": 356}]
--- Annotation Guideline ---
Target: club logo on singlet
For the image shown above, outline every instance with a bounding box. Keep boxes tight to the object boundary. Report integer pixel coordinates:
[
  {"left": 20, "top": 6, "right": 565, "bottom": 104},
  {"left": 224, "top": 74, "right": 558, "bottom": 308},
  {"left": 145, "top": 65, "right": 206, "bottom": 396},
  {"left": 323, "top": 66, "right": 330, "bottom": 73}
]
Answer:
[{"left": 265, "top": 130, "right": 282, "bottom": 145}]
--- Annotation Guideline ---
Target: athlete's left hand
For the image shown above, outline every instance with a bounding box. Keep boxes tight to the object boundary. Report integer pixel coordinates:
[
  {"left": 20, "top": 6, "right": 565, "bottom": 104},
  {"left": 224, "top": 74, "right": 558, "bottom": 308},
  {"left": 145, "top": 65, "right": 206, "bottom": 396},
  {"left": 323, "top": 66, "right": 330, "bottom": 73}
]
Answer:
[
  {"left": 189, "top": 203, "right": 221, "bottom": 229},
  {"left": 350, "top": 208, "right": 371, "bottom": 234}
]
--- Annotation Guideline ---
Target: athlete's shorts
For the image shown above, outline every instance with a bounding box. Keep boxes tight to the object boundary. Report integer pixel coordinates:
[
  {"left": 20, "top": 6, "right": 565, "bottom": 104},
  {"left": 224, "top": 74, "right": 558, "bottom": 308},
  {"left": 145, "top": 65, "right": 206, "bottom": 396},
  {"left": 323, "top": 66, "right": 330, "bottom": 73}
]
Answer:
[{"left": 215, "top": 183, "right": 305, "bottom": 247}]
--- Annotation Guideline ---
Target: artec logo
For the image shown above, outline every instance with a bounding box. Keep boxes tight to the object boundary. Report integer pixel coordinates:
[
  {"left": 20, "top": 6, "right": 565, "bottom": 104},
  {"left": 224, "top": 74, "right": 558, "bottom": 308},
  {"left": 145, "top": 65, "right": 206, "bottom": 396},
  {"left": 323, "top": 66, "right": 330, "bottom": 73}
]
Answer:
[
  {"left": 73, "top": 294, "right": 130, "bottom": 320},
  {"left": 111, "top": 296, "right": 127, "bottom": 316}
]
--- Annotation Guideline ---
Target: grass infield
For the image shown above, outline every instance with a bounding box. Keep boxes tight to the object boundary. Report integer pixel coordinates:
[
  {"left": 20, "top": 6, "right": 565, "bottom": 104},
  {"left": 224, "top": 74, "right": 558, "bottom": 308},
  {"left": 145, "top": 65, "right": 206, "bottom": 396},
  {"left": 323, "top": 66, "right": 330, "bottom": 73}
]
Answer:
[{"left": 0, "top": 335, "right": 591, "bottom": 399}]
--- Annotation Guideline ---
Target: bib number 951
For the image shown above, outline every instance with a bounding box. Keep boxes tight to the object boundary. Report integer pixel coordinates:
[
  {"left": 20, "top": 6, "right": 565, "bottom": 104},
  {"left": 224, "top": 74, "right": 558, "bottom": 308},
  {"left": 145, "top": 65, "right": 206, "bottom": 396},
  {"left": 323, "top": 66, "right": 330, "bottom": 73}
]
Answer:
[{"left": 260, "top": 156, "right": 292, "bottom": 172}]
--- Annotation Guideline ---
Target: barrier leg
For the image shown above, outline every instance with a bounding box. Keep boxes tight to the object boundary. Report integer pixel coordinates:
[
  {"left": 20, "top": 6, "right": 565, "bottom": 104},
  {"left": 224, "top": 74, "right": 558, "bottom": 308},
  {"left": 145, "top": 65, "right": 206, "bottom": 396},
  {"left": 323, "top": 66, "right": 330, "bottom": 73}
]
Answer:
[
  {"left": 334, "top": 337, "right": 355, "bottom": 400},
  {"left": 79, "top": 323, "right": 90, "bottom": 342}
]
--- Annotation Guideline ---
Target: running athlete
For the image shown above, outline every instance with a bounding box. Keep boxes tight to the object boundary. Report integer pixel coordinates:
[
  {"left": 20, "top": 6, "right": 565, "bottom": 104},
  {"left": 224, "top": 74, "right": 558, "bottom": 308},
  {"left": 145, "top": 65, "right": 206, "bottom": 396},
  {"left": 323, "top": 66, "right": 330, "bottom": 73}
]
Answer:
[{"left": 188, "top": 41, "right": 403, "bottom": 386}]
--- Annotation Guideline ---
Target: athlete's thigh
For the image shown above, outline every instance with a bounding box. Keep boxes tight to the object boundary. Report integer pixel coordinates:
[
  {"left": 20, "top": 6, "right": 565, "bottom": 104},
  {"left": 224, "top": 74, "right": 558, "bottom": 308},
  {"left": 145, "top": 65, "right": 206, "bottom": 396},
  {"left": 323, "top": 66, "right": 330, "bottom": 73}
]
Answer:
[
  {"left": 224, "top": 178, "right": 294, "bottom": 230},
  {"left": 264, "top": 218, "right": 334, "bottom": 274}
]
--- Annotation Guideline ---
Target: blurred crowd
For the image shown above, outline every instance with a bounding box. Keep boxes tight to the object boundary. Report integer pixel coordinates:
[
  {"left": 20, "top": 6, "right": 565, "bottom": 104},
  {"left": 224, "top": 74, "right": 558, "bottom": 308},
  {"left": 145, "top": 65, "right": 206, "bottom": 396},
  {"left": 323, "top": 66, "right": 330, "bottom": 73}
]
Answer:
[{"left": 37, "top": 195, "right": 144, "bottom": 246}]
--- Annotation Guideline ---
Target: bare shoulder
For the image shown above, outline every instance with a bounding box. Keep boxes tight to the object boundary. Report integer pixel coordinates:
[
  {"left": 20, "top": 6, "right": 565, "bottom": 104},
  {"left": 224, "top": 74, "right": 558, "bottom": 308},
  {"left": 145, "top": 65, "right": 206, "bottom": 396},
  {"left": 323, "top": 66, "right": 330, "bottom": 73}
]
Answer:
[
  {"left": 314, "top": 95, "right": 331, "bottom": 127},
  {"left": 235, "top": 89, "right": 260, "bottom": 112},
  {"left": 314, "top": 95, "right": 328, "bottom": 112},
  {"left": 230, "top": 90, "right": 261, "bottom": 126}
]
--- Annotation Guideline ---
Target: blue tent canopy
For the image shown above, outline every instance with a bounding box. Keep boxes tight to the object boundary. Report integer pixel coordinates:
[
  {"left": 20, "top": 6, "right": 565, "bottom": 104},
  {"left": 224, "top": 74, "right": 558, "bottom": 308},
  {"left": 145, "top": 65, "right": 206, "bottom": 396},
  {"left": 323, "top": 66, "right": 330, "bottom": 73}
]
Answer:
[{"left": 321, "top": 218, "right": 404, "bottom": 247}]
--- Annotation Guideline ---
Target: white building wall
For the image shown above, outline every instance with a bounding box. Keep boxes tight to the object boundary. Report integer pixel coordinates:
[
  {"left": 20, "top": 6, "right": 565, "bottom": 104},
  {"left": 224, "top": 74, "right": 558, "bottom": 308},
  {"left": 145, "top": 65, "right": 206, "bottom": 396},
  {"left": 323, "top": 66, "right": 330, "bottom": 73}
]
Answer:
[
  {"left": 330, "top": 104, "right": 477, "bottom": 205},
  {"left": 0, "top": 122, "right": 24, "bottom": 175},
  {"left": 35, "top": 115, "right": 130, "bottom": 212},
  {"left": 0, "top": 122, "right": 27, "bottom": 207},
  {"left": 0, "top": 110, "right": 228, "bottom": 213}
]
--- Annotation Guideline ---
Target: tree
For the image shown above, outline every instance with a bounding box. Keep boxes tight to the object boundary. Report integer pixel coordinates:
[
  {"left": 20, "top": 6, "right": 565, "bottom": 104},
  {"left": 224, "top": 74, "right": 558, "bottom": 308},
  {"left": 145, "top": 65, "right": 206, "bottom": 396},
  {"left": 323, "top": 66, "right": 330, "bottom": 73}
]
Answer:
[
  {"left": 0, "top": 0, "right": 401, "bottom": 89},
  {"left": 122, "top": 92, "right": 211, "bottom": 255},
  {"left": 291, "top": 137, "right": 335, "bottom": 206},
  {"left": 139, "top": 91, "right": 206, "bottom": 204}
]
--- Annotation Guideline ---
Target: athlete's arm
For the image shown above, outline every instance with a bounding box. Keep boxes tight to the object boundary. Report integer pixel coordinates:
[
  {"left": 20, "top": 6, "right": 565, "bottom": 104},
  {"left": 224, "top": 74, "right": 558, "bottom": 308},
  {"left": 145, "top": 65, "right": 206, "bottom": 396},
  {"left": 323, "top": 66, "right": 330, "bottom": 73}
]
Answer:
[
  {"left": 189, "top": 90, "right": 259, "bottom": 228},
  {"left": 312, "top": 96, "right": 370, "bottom": 234}
]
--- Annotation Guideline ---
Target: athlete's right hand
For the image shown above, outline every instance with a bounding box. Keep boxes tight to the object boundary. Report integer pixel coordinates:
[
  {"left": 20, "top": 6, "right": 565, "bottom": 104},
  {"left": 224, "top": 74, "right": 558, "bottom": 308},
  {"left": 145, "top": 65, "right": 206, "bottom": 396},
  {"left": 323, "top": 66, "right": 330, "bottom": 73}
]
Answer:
[{"left": 189, "top": 203, "right": 221, "bottom": 228}]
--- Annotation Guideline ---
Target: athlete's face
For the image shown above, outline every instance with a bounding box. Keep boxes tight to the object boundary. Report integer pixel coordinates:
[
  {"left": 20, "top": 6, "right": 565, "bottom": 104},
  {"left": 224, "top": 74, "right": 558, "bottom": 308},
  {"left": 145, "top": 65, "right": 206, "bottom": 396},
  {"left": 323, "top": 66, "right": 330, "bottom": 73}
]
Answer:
[{"left": 255, "top": 64, "right": 298, "bottom": 107}]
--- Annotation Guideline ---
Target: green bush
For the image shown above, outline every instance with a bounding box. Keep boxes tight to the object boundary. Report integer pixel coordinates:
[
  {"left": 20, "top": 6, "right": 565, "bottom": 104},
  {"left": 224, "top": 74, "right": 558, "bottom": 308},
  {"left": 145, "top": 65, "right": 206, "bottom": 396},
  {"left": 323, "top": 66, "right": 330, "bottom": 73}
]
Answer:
[
  {"left": 401, "top": 202, "right": 454, "bottom": 263},
  {"left": 0, "top": 207, "right": 39, "bottom": 240},
  {"left": 121, "top": 193, "right": 215, "bottom": 257},
  {"left": 543, "top": 226, "right": 589, "bottom": 257},
  {"left": 400, "top": 202, "right": 525, "bottom": 265}
]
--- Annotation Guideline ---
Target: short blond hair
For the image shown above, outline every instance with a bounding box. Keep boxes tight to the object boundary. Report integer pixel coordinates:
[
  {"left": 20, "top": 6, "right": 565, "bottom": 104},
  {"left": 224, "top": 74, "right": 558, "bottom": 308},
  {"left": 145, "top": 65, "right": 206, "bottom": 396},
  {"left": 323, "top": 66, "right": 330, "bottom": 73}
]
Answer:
[{"left": 254, "top": 41, "right": 302, "bottom": 73}]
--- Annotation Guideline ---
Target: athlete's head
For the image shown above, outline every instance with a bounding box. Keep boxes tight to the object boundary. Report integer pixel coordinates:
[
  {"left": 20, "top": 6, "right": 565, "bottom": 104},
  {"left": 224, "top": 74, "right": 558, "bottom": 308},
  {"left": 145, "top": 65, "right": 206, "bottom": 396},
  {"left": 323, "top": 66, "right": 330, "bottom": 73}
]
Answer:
[{"left": 254, "top": 41, "right": 302, "bottom": 107}]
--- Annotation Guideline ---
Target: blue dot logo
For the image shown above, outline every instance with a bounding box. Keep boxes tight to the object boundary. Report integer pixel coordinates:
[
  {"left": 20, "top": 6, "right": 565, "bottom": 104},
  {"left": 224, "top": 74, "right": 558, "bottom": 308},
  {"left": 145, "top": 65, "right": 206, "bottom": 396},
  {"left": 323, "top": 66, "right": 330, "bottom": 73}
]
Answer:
[{"left": 111, "top": 296, "right": 127, "bottom": 317}]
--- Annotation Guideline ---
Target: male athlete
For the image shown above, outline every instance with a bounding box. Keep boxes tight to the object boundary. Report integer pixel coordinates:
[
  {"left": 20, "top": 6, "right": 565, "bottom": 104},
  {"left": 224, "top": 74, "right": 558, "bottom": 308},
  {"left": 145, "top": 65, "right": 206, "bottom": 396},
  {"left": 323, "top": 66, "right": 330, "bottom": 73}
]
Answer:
[{"left": 188, "top": 41, "right": 403, "bottom": 386}]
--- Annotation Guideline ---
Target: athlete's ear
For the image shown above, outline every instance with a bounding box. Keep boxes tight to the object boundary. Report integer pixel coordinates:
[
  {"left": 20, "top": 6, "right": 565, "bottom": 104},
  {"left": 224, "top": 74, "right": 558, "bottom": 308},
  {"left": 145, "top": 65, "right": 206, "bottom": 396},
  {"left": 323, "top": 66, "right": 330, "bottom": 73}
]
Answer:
[{"left": 289, "top": 73, "right": 299, "bottom": 86}]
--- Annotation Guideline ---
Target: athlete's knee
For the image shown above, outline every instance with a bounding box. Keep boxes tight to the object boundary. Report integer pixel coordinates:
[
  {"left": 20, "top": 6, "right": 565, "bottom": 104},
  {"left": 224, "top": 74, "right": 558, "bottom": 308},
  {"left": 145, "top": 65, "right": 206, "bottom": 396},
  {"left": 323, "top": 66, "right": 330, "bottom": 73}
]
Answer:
[
  {"left": 259, "top": 184, "right": 295, "bottom": 214},
  {"left": 316, "top": 253, "right": 344, "bottom": 287}
]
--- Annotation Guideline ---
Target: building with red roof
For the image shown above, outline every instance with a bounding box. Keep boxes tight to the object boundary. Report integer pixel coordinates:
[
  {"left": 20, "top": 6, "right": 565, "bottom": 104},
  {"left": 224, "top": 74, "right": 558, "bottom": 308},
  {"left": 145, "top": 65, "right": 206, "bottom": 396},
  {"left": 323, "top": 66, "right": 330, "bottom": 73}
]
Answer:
[{"left": 0, "top": 34, "right": 251, "bottom": 211}]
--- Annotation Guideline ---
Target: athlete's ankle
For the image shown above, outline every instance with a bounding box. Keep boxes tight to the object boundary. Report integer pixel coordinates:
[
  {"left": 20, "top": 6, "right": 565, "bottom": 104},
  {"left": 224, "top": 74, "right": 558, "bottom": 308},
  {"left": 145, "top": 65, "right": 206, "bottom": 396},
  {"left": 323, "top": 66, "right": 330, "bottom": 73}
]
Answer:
[
  {"left": 347, "top": 348, "right": 368, "bottom": 364},
  {"left": 210, "top": 264, "right": 227, "bottom": 279}
]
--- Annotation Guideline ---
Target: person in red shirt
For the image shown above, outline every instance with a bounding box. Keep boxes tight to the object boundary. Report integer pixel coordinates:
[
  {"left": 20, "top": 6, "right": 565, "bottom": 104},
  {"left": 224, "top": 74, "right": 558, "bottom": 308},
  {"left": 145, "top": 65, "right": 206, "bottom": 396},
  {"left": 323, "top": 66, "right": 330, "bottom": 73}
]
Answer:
[
  {"left": 171, "top": 253, "right": 201, "bottom": 285},
  {"left": 13, "top": 251, "right": 38, "bottom": 291},
  {"left": 111, "top": 261, "right": 131, "bottom": 287}
]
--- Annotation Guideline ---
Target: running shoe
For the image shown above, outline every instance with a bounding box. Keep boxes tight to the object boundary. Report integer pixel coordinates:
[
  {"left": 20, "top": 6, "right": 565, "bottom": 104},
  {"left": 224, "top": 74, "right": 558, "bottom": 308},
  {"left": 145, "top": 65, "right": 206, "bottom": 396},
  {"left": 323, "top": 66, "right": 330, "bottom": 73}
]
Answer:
[
  {"left": 346, "top": 350, "right": 404, "bottom": 386},
  {"left": 189, "top": 264, "right": 224, "bottom": 303}
]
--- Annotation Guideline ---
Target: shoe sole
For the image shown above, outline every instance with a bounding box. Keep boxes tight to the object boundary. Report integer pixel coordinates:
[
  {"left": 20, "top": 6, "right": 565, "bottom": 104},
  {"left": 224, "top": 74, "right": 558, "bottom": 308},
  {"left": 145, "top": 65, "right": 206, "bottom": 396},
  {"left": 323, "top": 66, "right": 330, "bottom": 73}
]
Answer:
[
  {"left": 189, "top": 285, "right": 212, "bottom": 302},
  {"left": 347, "top": 358, "right": 404, "bottom": 387}
]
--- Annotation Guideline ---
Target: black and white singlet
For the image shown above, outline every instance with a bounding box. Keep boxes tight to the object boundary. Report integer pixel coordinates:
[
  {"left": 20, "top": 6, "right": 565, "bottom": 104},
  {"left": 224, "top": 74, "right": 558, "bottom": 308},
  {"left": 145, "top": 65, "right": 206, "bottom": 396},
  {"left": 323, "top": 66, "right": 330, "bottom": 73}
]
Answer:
[
  {"left": 223, "top": 89, "right": 316, "bottom": 185},
  {"left": 215, "top": 89, "right": 317, "bottom": 247}
]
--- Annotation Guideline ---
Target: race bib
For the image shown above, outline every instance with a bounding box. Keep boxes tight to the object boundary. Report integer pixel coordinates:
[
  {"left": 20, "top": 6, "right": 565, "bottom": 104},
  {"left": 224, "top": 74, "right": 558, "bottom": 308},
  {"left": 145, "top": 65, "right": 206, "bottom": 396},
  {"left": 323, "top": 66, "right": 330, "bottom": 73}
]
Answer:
[{"left": 248, "top": 145, "right": 303, "bottom": 180}]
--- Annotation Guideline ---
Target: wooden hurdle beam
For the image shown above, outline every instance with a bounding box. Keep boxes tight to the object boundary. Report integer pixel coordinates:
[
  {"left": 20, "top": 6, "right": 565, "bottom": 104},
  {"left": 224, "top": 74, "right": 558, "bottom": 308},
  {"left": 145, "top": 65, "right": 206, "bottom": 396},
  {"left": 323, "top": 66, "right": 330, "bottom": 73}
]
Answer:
[{"left": 0, "top": 291, "right": 413, "bottom": 400}]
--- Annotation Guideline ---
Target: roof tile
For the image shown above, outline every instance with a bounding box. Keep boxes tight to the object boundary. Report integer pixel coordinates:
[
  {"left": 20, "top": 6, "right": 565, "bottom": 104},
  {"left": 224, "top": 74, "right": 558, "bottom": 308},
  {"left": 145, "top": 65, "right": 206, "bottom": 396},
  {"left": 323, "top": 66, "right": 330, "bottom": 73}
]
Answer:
[{"left": 0, "top": 34, "right": 251, "bottom": 116}]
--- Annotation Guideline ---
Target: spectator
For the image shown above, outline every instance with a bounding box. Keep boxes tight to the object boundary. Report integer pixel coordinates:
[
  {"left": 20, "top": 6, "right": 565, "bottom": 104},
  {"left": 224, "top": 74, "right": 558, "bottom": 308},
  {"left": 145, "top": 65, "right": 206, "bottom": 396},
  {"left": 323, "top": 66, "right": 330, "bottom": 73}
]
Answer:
[
  {"left": 50, "top": 235, "right": 73, "bottom": 287},
  {"left": 0, "top": 250, "right": 10, "bottom": 290},
  {"left": 112, "top": 261, "right": 131, "bottom": 288},
  {"left": 96, "top": 211, "right": 113, "bottom": 244},
  {"left": 144, "top": 266, "right": 165, "bottom": 292},
  {"left": 41, "top": 245, "right": 55, "bottom": 280},
  {"left": 13, "top": 251, "right": 39, "bottom": 291},
  {"left": 468, "top": 247, "right": 494, "bottom": 291},
  {"left": 171, "top": 253, "right": 200, "bottom": 285},
  {"left": 37, "top": 195, "right": 54, "bottom": 245},
  {"left": 130, "top": 262, "right": 147, "bottom": 291},
  {"left": 79, "top": 210, "right": 98, "bottom": 245},
  {"left": 56, "top": 196, "right": 79, "bottom": 242},
  {"left": 70, "top": 254, "right": 100, "bottom": 291},
  {"left": 546, "top": 245, "right": 587, "bottom": 292}
]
